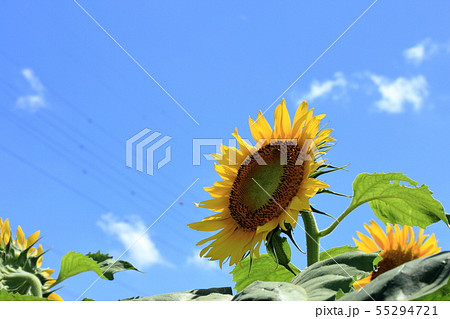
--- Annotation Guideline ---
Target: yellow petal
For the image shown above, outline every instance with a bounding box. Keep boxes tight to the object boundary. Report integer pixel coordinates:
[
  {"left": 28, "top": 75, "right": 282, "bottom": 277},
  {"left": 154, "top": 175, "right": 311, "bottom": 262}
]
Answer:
[
  {"left": 188, "top": 218, "right": 230, "bottom": 232},
  {"left": 214, "top": 163, "right": 237, "bottom": 180},
  {"left": 232, "top": 128, "right": 256, "bottom": 158},
  {"left": 288, "top": 195, "right": 310, "bottom": 211},
  {"left": 16, "top": 226, "right": 25, "bottom": 247},
  {"left": 356, "top": 231, "right": 379, "bottom": 252},
  {"left": 42, "top": 269, "right": 55, "bottom": 278},
  {"left": 280, "top": 209, "right": 299, "bottom": 228},
  {"left": 299, "top": 178, "right": 329, "bottom": 198},
  {"left": 353, "top": 274, "right": 373, "bottom": 289},
  {"left": 249, "top": 111, "right": 273, "bottom": 142},
  {"left": 1, "top": 219, "right": 11, "bottom": 245},
  {"left": 25, "top": 230, "right": 40, "bottom": 249},
  {"left": 203, "top": 184, "right": 231, "bottom": 198},
  {"left": 47, "top": 293, "right": 63, "bottom": 301},
  {"left": 255, "top": 218, "right": 279, "bottom": 234},
  {"left": 292, "top": 101, "right": 309, "bottom": 135},
  {"left": 195, "top": 197, "right": 229, "bottom": 212},
  {"left": 365, "top": 221, "right": 389, "bottom": 250},
  {"left": 273, "top": 99, "right": 291, "bottom": 139}
]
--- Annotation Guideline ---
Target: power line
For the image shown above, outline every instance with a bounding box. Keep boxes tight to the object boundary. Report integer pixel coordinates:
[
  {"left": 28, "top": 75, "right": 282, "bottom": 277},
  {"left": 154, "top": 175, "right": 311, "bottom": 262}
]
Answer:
[
  {"left": 0, "top": 143, "right": 110, "bottom": 211},
  {"left": 0, "top": 51, "right": 197, "bottom": 214},
  {"left": 0, "top": 104, "right": 193, "bottom": 243},
  {"left": 0, "top": 79, "right": 192, "bottom": 221}
]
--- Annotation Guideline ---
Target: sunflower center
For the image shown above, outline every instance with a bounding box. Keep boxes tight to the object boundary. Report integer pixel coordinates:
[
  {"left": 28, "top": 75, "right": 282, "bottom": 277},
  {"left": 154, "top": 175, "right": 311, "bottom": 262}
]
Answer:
[
  {"left": 371, "top": 249, "right": 417, "bottom": 280},
  {"left": 229, "top": 143, "right": 305, "bottom": 231}
]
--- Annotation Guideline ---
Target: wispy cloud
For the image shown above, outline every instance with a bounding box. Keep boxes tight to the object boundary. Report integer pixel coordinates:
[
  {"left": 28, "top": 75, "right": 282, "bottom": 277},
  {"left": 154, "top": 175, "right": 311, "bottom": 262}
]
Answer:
[
  {"left": 403, "top": 38, "right": 440, "bottom": 65},
  {"left": 98, "top": 213, "right": 169, "bottom": 269},
  {"left": 16, "top": 68, "right": 47, "bottom": 113},
  {"left": 186, "top": 249, "right": 218, "bottom": 270},
  {"left": 301, "top": 72, "right": 348, "bottom": 102},
  {"left": 369, "top": 74, "right": 428, "bottom": 113}
]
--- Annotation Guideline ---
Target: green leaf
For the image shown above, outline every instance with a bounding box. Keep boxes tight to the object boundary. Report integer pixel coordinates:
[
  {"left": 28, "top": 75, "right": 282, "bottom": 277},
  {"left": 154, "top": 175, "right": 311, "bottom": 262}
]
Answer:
[
  {"left": 317, "top": 189, "right": 350, "bottom": 198},
  {"left": 232, "top": 281, "right": 308, "bottom": 301},
  {"left": 340, "top": 251, "right": 450, "bottom": 301},
  {"left": 310, "top": 164, "right": 348, "bottom": 179},
  {"left": 265, "top": 229, "right": 296, "bottom": 275},
  {"left": 230, "top": 254, "right": 300, "bottom": 292},
  {"left": 135, "top": 287, "right": 233, "bottom": 301},
  {"left": 415, "top": 279, "right": 450, "bottom": 301},
  {"left": 0, "top": 290, "right": 50, "bottom": 301},
  {"left": 319, "top": 246, "right": 358, "bottom": 261},
  {"left": 350, "top": 173, "right": 448, "bottom": 228},
  {"left": 291, "top": 251, "right": 378, "bottom": 300},
  {"left": 86, "top": 251, "right": 140, "bottom": 280},
  {"left": 54, "top": 252, "right": 105, "bottom": 285},
  {"left": 335, "top": 288, "right": 346, "bottom": 300}
]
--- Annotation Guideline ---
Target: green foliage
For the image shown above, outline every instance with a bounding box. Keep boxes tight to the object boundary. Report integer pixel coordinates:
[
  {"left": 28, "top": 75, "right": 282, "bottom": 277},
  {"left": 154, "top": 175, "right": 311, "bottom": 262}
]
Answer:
[
  {"left": 0, "top": 240, "right": 54, "bottom": 299},
  {"left": 265, "top": 229, "right": 296, "bottom": 275},
  {"left": 0, "top": 271, "right": 43, "bottom": 297},
  {"left": 86, "top": 251, "right": 139, "bottom": 280},
  {"left": 415, "top": 279, "right": 450, "bottom": 301},
  {"left": 135, "top": 287, "right": 233, "bottom": 301},
  {"left": 230, "top": 254, "right": 300, "bottom": 292},
  {"left": 291, "top": 251, "right": 378, "bottom": 300},
  {"left": 350, "top": 173, "right": 448, "bottom": 228},
  {"left": 54, "top": 251, "right": 140, "bottom": 286},
  {"left": 319, "top": 246, "right": 357, "bottom": 261},
  {"left": 54, "top": 252, "right": 105, "bottom": 285},
  {"left": 232, "top": 281, "right": 308, "bottom": 301},
  {"left": 0, "top": 290, "right": 50, "bottom": 301},
  {"left": 340, "top": 252, "right": 450, "bottom": 301},
  {"left": 317, "top": 189, "right": 350, "bottom": 197}
]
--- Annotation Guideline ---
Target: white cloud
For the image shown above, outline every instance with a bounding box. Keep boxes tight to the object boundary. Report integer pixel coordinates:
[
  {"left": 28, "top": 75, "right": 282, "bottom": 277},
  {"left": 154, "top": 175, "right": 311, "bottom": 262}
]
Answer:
[
  {"left": 186, "top": 249, "right": 219, "bottom": 270},
  {"left": 98, "top": 213, "right": 169, "bottom": 269},
  {"left": 16, "top": 68, "right": 46, "bottom": 113},
  {"left": 301, "top": 72, "right": 347, "bottom": 102},
  {"left": 403, "top": 38, "right": 439, "bottom": 65},
  {"left": 22, "top": 68, "right": 45, "bottom": 92},
  {"left": 369, "top": 74, "right": 428, "bottom": 113}
]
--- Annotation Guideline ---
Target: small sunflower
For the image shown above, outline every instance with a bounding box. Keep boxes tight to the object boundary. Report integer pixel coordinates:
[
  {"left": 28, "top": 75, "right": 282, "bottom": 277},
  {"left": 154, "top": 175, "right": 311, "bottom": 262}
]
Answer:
[
  {"left": 188, "top": 99, "right": 334, "bottom": 266},
  {"left": 0, "top": 218, "right": 62, "bottom": 300},
  {"left": 353, "top": 220, "right": 441, "bottom": 288}
]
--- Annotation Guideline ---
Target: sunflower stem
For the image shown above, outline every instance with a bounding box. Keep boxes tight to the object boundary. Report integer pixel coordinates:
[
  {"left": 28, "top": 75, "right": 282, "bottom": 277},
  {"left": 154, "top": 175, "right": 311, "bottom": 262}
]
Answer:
[
  {"left": 318, "top": 203, "right": 360, "bottom": 238},
  {"left": 301, "top": 211, "right": 320, "bottom": 266}
]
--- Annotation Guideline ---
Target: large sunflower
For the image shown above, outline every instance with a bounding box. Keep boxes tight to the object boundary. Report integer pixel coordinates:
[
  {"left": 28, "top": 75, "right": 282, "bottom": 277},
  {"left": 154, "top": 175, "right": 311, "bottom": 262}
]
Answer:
[
  {"left": 353, "top": 220, "right": 441, "bottom": 288},
  {"left": 0, "top": 218, "right": 62, "bottom": 300},
  {"left": 188, "top": 99, "right": 334, "bottom": 266}
]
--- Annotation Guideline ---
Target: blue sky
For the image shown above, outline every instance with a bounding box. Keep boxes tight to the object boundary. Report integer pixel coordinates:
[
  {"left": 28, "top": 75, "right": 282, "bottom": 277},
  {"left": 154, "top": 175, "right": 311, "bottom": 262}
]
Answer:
[{"left": 0, "top": 1, "right": 449, "bottom": 300}]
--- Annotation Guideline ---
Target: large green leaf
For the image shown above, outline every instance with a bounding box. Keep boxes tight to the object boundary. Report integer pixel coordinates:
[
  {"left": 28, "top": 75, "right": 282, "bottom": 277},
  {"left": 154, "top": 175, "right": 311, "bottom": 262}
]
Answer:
[
  {"left": 230, "top": 254, "right": 300, "bottom": 292},
  {"left": 232, "top": 281, "right": 308, "bottom": 301},
  {"left": 291, "top": 251, "right": 378, "bottom": 301},
  {"left": 340, "top": 251, "right": 450, "bottom": 301},
  {"left": 54, "top": 252, "right": 104, "bottom": 285},
  {"left": 135, "top": 287, "right": 233, "bottom": 301},
  {"left": 350, "top": 173, "right": 447, "bottom": 228},
  {"left": 0, "top": 290, "right": 50, "bottom": 301},
  {"left": 415, "top": 280, "right": 450, "bottom": 301},
  {"left": 319, "top": 246, "right": 357, "bottom": 261},
  {"left": 86, "top": 251, "right": 140, "bottom": 280}
]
